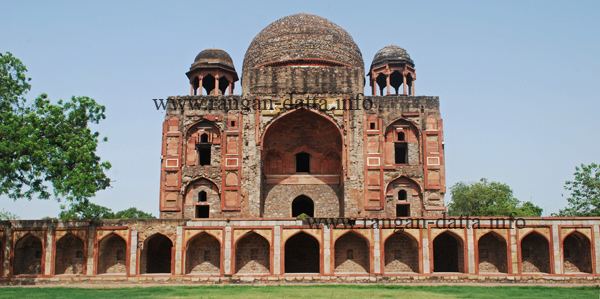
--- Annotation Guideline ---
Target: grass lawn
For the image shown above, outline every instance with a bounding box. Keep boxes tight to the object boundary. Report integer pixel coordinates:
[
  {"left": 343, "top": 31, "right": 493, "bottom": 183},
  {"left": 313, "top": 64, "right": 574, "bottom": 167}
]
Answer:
[{"left": 0, "top": 285, "right": 597, "bottom": 299}]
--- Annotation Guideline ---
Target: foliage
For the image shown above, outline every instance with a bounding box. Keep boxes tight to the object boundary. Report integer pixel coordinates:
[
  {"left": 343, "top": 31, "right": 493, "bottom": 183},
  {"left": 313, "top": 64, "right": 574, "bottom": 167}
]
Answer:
[
  {"left": 558, "top": 163, "right": 600, "bottom": 216},
  {"left": 112, "top": 207, "right": 155, "bottom": 219},
  {"left": 0, "top": 52, "right": 110, "bottom": 203},
  {"left": 448, "top": 178, "right": 542, "bottom": 217},
  {"left": 59, "top": 200, "right": 155, "bottom": 221},
  {"left": 0, "top": 209, "right": 19, "bottom": 220}
]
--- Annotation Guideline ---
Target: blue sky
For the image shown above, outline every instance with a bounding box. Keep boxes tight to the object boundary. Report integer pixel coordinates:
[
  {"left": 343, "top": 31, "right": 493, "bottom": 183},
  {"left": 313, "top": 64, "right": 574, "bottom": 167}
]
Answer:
[{"left": 2, "top": 0, "right": 599, "bottom": 218}]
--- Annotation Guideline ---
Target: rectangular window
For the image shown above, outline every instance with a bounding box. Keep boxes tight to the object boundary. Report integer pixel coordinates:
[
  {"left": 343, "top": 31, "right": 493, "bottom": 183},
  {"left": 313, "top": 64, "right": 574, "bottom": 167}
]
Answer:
[
  {"left": 396, "top": 204, "right": 410, "bottom": 217},
  {"left": 296, "top": 152, "right": 310, "bottom": 173},
  {"left": 394, "top": 143, "right": 408, "bottom": 164},
  {"left": 198, "top": 145, "right": 211, "bottom": 166},
  {"left": 195, "top": 205, "right": 209, "bottom": 218}
]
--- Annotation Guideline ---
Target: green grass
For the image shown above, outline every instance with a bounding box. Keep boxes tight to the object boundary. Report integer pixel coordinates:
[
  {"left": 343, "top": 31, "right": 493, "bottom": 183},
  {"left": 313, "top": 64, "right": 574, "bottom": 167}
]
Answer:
[{"left": 0, "top": 285, "right": 597, "bottom": 299}]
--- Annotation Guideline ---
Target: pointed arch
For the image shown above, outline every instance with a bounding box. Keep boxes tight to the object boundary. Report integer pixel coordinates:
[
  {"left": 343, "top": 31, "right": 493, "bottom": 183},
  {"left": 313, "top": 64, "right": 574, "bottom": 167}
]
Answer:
[
  {"left": 141, "top": 233, "right": 173, "bottom": 274},
  {"left": 185, "top": 232, "right": 221, "bottom": 274},
  {"left": 55, "top": 233, "right": 85, "bottom": 275},
  {"left": 563, "top": 231, "right": 592, "bottom": 273},
  {"left": 384, "top": 231, "right": 419, "bottom": 273},
  {"left": 433, "top": 231, "right": 465, "bottom": 273},
  {"left": 284, "top": 231, "right": 320, "bottom": 273},
  {"left": 291, "top": 195, "right": 314, "bottom": 217},
  {"left": 334, "top": 231, "right": 370, "bottom": 273},
  {"left": 184, "top": 120, "right": 221, "bottom": 167},
  {"left": 235, "top": 231, "right": 270, "bottom": 274},
  {"left": 385, "top": 176, "right": 423, "bottom": 218},
  {"left": 261, "top": 108, "right": 342, "bottom": 176},
  {"left": 477, "top": 231, "right": 507, "bottom": 273},
  {"left": 520, "top": 231, "right": 550, "bottom": 273},
  {"left": 183, "top": 177, "right": 221, "bottom": 219},
  {"left": 97, "top": 233, "right": 127, "bottom": 274},
  {"left": 13, "top": 233, "right": 43, "bottom": 275}
]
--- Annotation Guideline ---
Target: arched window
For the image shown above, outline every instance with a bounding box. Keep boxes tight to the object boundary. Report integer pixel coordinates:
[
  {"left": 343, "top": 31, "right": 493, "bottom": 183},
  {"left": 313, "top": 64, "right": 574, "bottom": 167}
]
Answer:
[
  {"left": 398, "top": 190, "right": 407, "bottom": 201},
  {"left": 295, "top": 152, "right": 310, "bottom": 173},
  {"left": 397, "top": 131, "right": 405, "bottom": 141},
  {"left": 292, "top": 195, "right": 314, "bottom": 217},
  {"left": 198, "top": 191, "right": 207, "bottom": 202},
  {"left": 200, "top": 133, "right": 209, "bottom": 143}
]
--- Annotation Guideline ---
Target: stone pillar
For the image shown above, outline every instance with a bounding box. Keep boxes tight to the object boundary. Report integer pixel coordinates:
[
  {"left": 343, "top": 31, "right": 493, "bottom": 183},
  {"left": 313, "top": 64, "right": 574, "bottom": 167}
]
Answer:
[
  {"left": 323, "top": 226, "right": 331, "bottom": 274},
  {"left": 190, "top": 84, "right": 194, "bottom": 96},
  {"left": 373, "top": 227, "right": 381, "bottom": 274},
  {"left": 509, "top": 227, "right": 519, "bottom": 274},
  {"left": 411, "top": 80, "right": 415, "bottom": 96},
  {"left": 371, "top": 78, "right": 376, "bottom": 96},
  {"left": 129, "top": 229, "right": 138, "bottom": 275},
  {"left": 2, "top": 226, "right": 12, "bottom": 277},
  {"left": 385, "top": 74, "right": 391, "bottom": 96},
  {"left": 421, "top": 229, "right": 430, "bottom": 273},
  {"left": 594, "top": 224, "right": 600, "bottom": 274},
  {"left": 214, "top": 75, "right": 220, "bottom": 96},
  {"left": 44, "top": 227, "right": 54, "bottom": 275},
  {"left": 224, "top": 226, "right": 232, "bottom": 274},
  {"left": 198, "top": 75, "right": 203, "bottom": 96},
  {"left": 551, "top": 223, "right": 561, "bottom": 274},
  {"left": 174, "top": 226, "right": 183, "bottom": 275},
  {"left": 273, "top": 226, "right": 281, "bottom": 275},
  {"left": 403, "top": 74, "right": 408, "bottom": 95},
  {"left": 86, "top": 226, "right": 96, "bottom": 275},
  {"left": 466, "top": 227, "right": 475, "bottom": 273},
  {"left": 228, "top": 82, "right": 233, "bottom": 95}
]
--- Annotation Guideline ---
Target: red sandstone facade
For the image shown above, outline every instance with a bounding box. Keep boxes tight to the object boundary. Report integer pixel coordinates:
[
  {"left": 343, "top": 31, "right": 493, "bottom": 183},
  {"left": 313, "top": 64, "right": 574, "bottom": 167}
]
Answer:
[{"left": 0, "top": 14, "right": 598, "bottom": 284}]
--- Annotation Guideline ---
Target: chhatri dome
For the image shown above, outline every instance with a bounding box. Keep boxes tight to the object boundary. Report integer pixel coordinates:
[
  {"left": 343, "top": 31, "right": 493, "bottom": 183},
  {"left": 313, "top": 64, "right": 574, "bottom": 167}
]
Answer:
[{"left": 371, "top": 44, "right": 415, "bottom": 69}]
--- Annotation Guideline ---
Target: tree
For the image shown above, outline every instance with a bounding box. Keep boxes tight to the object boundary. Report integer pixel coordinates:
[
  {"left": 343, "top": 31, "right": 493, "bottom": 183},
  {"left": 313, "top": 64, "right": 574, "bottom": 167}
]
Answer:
[
  {"left": 59, "top": 200, "right": 155, "bottom": 221},
  {"left": 0, "top": 209, "right": 19, "bottom": 220},
  {"left": 448, "top": 178, "right": 542, "bottom": 217},
  {"left": 0, "top": 52, "right": 110, "bottom": 202},
  {"left": 112, "top": 207, "right": 154, "bottom": 219},
  {"left": 59, "top": 200, "right": 113, "bottom": 220},
  {"left": 558, "top": 163, "right": 600, "bottom": 216}
]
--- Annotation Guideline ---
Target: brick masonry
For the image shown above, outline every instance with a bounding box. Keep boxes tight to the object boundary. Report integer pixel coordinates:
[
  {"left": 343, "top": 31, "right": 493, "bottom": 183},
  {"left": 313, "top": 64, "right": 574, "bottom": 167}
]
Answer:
[
  {"left": 0, "top": 219, "right": 599, "bottom": 284},
  {"left": 1, "top": 13, "right": 597, "bottom": 285}
]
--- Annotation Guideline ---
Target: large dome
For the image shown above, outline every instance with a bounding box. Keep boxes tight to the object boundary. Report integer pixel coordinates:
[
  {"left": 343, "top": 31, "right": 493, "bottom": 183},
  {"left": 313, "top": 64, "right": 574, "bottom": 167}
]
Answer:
[{"left": 243, "top": 13, "right": 364, "bottom": 72}]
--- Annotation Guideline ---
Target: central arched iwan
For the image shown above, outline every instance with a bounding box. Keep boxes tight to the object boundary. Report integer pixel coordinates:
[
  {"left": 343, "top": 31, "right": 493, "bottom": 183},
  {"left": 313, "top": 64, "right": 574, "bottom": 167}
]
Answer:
[{"left": 262, "top": 109, "right": 343, "bottom": 218}]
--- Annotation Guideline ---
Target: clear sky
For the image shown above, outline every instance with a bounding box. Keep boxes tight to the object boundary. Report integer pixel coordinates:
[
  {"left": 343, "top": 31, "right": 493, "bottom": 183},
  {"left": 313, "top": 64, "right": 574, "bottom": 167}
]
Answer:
[{"left": 2, "top": 0, "right": 599, "bottom": 218}]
